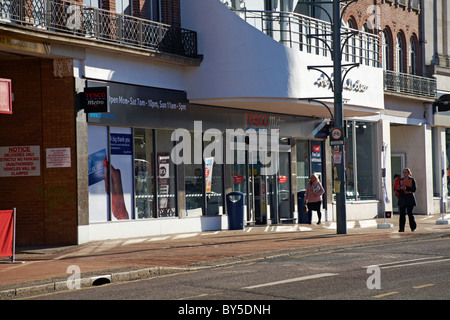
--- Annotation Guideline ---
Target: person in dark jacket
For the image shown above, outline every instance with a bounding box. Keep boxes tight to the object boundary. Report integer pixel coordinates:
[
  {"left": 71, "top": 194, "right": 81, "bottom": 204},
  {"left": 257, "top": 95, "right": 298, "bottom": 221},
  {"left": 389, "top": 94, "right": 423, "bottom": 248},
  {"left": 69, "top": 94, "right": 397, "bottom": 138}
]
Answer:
[{"left": 395, "top": 168, "right": 417, "bottom": 232}]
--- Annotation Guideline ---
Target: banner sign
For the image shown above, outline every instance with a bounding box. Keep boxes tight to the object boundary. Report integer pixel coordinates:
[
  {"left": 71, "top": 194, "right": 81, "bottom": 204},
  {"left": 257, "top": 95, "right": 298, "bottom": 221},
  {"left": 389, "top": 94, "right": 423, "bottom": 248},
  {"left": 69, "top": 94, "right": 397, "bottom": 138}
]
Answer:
[
  {"left": 204, "top": 157, "right": 214, "bottom": 193},
  {"left": 0, "top": 209, "right": 14, "bottom": 258}
]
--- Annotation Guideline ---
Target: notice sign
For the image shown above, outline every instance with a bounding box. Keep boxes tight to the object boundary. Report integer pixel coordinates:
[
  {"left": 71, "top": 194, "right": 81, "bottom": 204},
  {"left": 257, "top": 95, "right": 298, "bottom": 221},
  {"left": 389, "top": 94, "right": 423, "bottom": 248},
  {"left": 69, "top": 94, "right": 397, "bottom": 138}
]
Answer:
[
  {"left": 46, "top": 147, "right": 71, "bottom": 168},
  {"left": 0, "top": 146, "right": 40, "bottom": 177},
  {"left": 0, "top": 78, "right": 12, "bottom": 114}
]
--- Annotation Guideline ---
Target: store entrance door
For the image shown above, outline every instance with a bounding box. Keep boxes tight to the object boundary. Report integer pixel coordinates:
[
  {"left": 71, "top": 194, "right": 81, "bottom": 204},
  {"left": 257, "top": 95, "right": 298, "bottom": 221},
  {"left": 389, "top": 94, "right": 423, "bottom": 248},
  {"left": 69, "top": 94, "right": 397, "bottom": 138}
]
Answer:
[
  {"left": 247, "top": 150, "right": 268, "bottom": 225},
  {"left": 391, "top": 153, "right": 406, "bottom": 212},
  {"left": 277, "top": 149, "right": 292, "bottom": 222},
  {"left": 230, "top": 137, "right": 292, "bottom": 225}
]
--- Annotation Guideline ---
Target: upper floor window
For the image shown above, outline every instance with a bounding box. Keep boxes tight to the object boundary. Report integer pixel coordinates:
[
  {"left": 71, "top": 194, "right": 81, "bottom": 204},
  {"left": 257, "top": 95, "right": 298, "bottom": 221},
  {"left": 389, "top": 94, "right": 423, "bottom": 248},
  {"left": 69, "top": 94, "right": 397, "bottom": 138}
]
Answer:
[
  {"left": 116, "top": 0, "right": 132, "bottom": 15},
  {"left": 382, "top": 30, "right": 392, "bottom": 71},
  {"left": 396, "top": 33, "right": 406, "bottom": 73},
  {"left": 83, "top": 0, "right": 100, "bottom": 8},
  {"left": 148, "top": 0, "right": 161, "bottom": 21},
  {"left": 410, "top": 0, "right": 420, "bottom": 10},
  {"left": 409, "top": 36, "right": 418, "bottom": 75}
]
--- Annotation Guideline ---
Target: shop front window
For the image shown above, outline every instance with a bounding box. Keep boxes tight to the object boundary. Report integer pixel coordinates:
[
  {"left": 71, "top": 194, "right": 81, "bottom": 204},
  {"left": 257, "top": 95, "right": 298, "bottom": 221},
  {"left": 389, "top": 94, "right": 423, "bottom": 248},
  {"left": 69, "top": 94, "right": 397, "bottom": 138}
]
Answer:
[
  {"left": 133, "top": 128, "right": 177, "bottom": 218},
  {"left": 156, "top": 129, "right": 177, "bottom": 217},
  {"left": 278, "top": 138, "right": 292, "bottom": 220},
  {"left": 110, "top": 127, "right": 133, "bottom": 220},
  {"left": 296, "top": 140, "right": 309, "bottom": 191},
  {"left": 185, "top": 131, "right": 204, "bottom": 216},
  {"left": 336, "top": 121, "right": 377, "bottom": 201},
  {"left": 446, "top": 129, "right": 450, "bottom": 196},
  {"left": 345, "top": 123, "right": 355, "bottom": 200},
  {"left": 355, "top": 122, "right": 376, "bottom": 200},
  {"left": 88, "top": 125, "right": 110, "bottom": 222},
  {"left": 134, "top": 128, "right": 155, "bottom": 218},
  {"left": 204, "top": 138, "right": 224, "bottom": 216},
  {"left": 88, "top": 125, "right": 134, "bottom": 222}
]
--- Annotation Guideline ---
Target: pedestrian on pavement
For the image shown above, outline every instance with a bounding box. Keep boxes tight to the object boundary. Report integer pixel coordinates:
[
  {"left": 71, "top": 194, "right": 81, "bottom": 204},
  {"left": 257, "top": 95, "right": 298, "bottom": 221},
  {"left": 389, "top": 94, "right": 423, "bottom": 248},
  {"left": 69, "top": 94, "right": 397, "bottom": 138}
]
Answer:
[
  {"left": 395, "top": 168, "right": 417, "bottom": 232},
  {"left": 305, "top": 174, "right": 324, "bottom": 225}
]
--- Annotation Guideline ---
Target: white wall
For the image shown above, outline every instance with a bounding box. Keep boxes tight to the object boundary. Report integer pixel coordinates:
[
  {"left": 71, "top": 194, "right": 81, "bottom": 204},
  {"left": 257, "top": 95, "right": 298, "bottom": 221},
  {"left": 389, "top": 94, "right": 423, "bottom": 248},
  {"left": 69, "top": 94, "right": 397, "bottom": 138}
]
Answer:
[
  {"left": 80, "top": 49, "right": 188, "bottom": 91},
  {"left": 78, "top": 215, "right": 228, "bottom": 244},
  {"left": 390, "top": 124, "right": 432, "bottom": 214},
  {"left": 181, "top": 0, "right": 384, "bottom": 116}
]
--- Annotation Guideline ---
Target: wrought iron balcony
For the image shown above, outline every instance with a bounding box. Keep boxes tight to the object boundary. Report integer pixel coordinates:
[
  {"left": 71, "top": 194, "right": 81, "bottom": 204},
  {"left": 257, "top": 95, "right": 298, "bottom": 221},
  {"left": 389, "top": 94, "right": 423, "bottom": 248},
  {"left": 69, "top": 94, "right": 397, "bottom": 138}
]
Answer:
[
  {"left": 384, "top": 70, "right": 436, "bottom": 98},
  {"left": 0, "top": 0, "right": 198, "bottom": 58},
  {"left": 234, "top": 10, "right": 380, "bottom": 67}
]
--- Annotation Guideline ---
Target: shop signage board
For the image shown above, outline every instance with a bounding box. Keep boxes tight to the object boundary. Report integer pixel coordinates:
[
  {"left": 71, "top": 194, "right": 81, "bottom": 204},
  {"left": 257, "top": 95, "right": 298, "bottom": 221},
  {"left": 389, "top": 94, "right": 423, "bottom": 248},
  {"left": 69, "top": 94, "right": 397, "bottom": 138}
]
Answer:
[
  {"left": 85, "top": 81, "right": 323, "bottom": 140},
  {"left": 0, "top": 35, "right": 51, "bottom": 55},
  {"left": 82, "top": 86, "right": 110, "bottom": 113},
  {"left": 0, "top": 146, "right": 40, "bottom": 177}
]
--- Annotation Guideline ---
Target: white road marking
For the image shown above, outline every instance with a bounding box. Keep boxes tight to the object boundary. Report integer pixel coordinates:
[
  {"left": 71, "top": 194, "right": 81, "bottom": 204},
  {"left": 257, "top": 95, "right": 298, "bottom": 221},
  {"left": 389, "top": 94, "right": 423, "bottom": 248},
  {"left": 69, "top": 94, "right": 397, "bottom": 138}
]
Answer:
[{"left": 242, "top": 273, "right": 338, "bottom": 290}]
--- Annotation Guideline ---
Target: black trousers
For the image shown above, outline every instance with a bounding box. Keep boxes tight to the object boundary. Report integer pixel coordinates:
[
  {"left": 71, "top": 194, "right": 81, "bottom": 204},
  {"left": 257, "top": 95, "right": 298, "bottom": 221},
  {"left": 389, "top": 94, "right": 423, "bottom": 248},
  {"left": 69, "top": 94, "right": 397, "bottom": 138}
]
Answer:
[
  {"left": 399, "top": 205, "right": 416, "bottom": 231},
  {"left": 307, "top": 201, "right": 321, "bottom": 224}
]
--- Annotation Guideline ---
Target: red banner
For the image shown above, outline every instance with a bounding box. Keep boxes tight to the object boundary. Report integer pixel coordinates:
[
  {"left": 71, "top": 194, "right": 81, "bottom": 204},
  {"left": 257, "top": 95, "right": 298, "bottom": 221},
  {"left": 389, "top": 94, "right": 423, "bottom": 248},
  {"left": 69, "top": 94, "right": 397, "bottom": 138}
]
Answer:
[{"left": 0, "top": 210, "right": 14, "bottom": 257}]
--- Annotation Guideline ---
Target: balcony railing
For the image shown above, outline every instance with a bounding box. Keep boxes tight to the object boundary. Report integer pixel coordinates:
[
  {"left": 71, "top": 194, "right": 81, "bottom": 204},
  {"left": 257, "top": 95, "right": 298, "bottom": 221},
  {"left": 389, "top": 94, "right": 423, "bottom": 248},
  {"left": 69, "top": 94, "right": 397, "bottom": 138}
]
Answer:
[
  {"left": 384, "top": 70, "right": 436, "bottom": 98},
  {"left": 0, "top": 0, "right": 198, "bottom": 58},
  {"left": 234, "top": 10, "right": 380, "bottom": 67}
]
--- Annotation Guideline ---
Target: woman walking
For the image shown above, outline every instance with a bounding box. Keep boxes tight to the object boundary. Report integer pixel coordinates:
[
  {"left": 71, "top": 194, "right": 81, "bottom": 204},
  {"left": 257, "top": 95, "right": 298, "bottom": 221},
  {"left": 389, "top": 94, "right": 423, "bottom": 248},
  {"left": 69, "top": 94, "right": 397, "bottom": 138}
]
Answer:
[
  {"left": 395, "top": 168, "right": 417, "bottom": 232},
  {"left": 305, "top": 174, "right": 325, "bottom": 224}
]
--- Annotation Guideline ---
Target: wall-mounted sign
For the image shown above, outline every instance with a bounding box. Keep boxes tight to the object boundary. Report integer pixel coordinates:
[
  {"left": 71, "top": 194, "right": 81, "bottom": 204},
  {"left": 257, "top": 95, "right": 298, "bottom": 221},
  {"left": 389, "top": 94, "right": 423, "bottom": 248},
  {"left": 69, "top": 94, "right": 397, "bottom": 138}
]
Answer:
[
  {"left": 0, "top": 78, "right": 12, "bottom": 114},
  {"left": 0, "top": 146, "right": 41, "bottom": 177},
  {"left": 330, "top": 127, "right": 344, "bottom": 145},
  {"left": 0, "top": 35, "right": 51, "bottom": 55},
  {"left": 46, "top": 147, "right": 71, "bottom": 168},
  {"left": 82, "top": 86, "right": 110, "bottom": 113},
  {"left": 314, "top": 74, "right": 368, "bottom": 93}
]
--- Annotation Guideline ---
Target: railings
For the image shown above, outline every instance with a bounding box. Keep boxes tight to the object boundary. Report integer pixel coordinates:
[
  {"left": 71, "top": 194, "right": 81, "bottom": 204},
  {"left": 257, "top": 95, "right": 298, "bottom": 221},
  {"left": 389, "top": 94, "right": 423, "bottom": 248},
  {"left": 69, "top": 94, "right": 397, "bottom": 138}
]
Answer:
[
  {"left": 0, "top": 0, "right": 198, "bottom": 58},
  {"left": 234, "top": 10, "right": 380, "bottom": 67},
  {"left": 384, "top": 70, "right": 436, "bottom": 98}
]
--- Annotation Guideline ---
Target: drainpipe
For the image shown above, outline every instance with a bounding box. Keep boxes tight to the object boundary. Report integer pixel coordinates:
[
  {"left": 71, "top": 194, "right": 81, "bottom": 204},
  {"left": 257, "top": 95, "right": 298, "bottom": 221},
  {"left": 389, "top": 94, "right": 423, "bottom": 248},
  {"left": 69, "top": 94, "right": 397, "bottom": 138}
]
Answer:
[{"left": 432, "top": 0, "right": 439, "bottom": 66}]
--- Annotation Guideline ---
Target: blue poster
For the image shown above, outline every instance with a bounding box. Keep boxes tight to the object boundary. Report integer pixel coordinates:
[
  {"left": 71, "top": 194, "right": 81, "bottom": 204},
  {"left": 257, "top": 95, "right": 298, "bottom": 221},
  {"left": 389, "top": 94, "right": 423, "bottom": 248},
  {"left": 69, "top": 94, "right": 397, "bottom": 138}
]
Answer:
[
  {"left": 110, "top": 133, "right": 132, "bottom": 155},
  {"left": 88, "top": 148, "right": 107, "bottom": 186}
]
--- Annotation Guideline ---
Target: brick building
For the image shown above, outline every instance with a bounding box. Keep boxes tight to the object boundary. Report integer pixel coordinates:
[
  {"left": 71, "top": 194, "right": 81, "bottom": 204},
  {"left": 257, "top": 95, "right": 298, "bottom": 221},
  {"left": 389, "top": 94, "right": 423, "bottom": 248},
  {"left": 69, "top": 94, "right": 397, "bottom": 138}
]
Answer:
[
  {"left": 341, "top": 0, "right": 421, "bottom": 75},
  {"left": 0, "top": 0, "right": 195, "bottom": 246}
]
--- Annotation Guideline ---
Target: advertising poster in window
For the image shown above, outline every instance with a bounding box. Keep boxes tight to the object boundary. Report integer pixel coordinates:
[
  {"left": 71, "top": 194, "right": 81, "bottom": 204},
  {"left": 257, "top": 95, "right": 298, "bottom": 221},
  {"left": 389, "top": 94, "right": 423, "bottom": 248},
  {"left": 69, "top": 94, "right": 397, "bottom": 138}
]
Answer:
[
  {"left": 88, "top": 126, "right": 109, "bottom": 222},
  {"left": 110, "top": 127, "right": 133, "bottom": 220},
  {"left": 158, "top": 154, "right": 170, "bottom": 215},
  {"left": 205, "top": 157, "right": 214, "bottom": 193}
]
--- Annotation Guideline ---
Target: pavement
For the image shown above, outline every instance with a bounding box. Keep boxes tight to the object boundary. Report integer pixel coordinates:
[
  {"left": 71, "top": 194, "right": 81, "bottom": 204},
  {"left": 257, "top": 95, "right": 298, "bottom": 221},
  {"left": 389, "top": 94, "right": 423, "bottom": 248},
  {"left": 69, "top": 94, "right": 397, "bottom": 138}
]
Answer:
[{"left": 1, "top": 214, "right": 449, "bottom": 299}]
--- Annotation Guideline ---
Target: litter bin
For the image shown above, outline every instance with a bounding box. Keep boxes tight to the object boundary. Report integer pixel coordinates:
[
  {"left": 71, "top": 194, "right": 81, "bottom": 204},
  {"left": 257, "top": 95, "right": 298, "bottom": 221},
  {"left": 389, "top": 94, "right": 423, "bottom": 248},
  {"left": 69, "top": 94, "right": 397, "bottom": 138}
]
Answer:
[
  {"left": 297, "top": 190, "right": 308, "bottom": 224},
  {"left": 226, "top": 192, "right": 245, "bottom": 230}
]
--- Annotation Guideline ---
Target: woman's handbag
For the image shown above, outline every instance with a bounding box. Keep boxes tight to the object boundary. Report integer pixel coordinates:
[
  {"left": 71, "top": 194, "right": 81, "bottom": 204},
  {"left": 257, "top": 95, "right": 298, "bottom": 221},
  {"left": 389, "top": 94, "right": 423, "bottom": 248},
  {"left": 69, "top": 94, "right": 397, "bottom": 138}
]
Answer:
[{"left": 302, "top": 205, "right": 308, "bottom": 213}]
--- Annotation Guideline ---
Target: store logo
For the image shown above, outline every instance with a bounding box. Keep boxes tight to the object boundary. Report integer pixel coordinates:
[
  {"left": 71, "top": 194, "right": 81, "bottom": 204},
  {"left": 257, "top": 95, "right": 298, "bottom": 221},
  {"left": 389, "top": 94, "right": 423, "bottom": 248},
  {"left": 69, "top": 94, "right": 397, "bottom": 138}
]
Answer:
[
  {"left": 314, "top": 74, "right": 368, "bottom": 93},
  {"left": 171, "top": 121, "right": 279, "bottom": 175}
]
